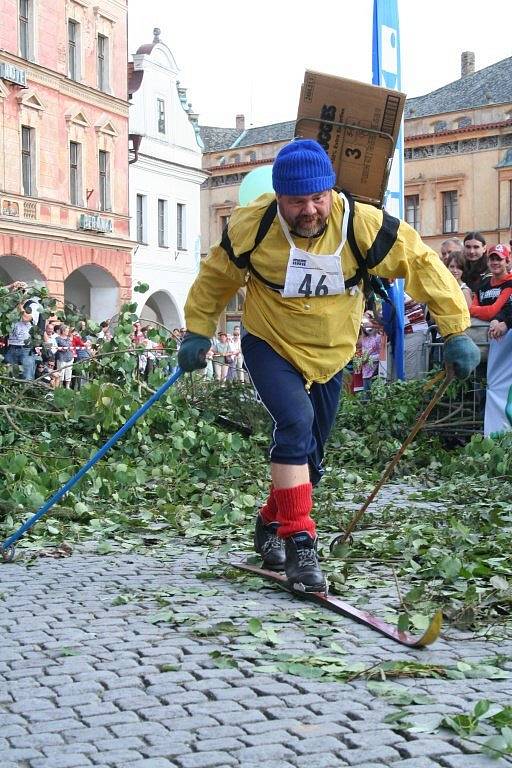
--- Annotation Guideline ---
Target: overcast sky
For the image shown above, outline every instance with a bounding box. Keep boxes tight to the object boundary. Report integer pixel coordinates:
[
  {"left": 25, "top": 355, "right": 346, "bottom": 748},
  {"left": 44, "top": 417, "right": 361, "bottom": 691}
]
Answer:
[{"left": 128, "top": 0, "right": 512, "bottom": 128}]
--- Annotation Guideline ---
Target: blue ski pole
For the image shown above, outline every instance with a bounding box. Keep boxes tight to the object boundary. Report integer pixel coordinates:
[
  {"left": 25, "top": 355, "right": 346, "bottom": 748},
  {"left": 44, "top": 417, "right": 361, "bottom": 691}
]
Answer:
[{"left": 1, "top": 367, "right": 184, "bottom": 562}]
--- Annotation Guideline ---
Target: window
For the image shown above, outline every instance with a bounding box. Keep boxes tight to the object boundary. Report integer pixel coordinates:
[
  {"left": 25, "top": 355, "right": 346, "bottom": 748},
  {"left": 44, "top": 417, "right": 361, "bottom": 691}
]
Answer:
[
  {"left": 177, "top": 203, "right": 186, "bottom": 250},
  {"left": 97, "top": 34, "right": 109, "bottom": 91},
  {"left": 157, "top": 99, "right": 166, "bottom": 134},
  {"left": 220, "top": 214, "right": 230, "bottom": 232},
  {"left": 21, "top": 125, "right": 34, "bottom": 196},
  {"left": 442, "top": 191, "right": 458, "bottom": 234},
  {"left": 68, "top": 20, "right": 80, "bottom": 80},
  {"left": 226, "top": 291, "right": 245, "bottom": 313},
  {"left": 157, "top": 199, "right": 168, "bottom": 247},
  {"left": 19, "top": 0, "right": 32, "bottom": 59},
  {"left": 136, "top": 194, "right": 146, "bottom": 244},
  {"left": 98, "top": 150, "right": 110, "bottom": 211},
  {"left": 247, "top": 151, "right": 256, "bottom": 162},
  {"left": 69, "top": 141, "right": 82, "bottom": 206},
  {"left": 404, "top": 194, "right": 420, "bottom": 231}
]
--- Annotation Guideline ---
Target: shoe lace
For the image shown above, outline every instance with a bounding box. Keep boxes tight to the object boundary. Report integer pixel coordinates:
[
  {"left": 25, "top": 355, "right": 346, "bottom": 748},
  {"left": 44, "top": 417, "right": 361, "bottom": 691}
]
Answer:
[
  {"left": 261, "top": 532, "right": 283, "bottom": 556},
  {"left": 296, "top": 546, "right": 318, "bottom": 568}
]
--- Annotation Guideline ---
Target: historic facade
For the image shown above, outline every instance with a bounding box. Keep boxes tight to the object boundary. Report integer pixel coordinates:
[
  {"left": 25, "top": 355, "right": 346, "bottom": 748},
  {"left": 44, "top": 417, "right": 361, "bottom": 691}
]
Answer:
[
  {"left": 403, "top": 53, "right": 512, "bottom": 251},
  {"left": 0, "top": 0, "right": 132, "bottom": 321},
  {"left": 128, "top": 29, "right": 207, "bottom": 330}
]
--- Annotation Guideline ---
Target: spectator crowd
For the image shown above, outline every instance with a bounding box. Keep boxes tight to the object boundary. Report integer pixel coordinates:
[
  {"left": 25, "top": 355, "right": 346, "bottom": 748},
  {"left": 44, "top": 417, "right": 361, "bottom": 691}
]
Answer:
[
  {"left": 2, "top": 230, "right": 511, "bottom": 408},
  {"left": 0, "top": 281, "right": 248, "bottom": 389}
]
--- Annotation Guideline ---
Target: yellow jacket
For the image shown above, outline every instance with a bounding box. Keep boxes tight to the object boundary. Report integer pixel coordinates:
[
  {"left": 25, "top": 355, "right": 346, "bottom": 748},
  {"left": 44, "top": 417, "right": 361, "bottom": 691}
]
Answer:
[{"left": 185, "top": 192, "right": 469, "bottom": 385}]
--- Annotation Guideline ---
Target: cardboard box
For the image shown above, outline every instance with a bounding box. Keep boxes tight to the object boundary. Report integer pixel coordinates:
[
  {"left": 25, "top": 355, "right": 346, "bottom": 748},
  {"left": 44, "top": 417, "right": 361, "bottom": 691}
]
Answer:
[{"left": 296, "top": 70, "right": 406, "bottom": 206}]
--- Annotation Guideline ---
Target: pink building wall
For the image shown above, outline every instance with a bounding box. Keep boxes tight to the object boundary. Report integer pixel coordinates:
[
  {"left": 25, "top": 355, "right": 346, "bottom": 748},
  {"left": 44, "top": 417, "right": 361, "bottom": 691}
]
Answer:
[{"left": 0, "top": 0, "right": 132, "bottom": 308}]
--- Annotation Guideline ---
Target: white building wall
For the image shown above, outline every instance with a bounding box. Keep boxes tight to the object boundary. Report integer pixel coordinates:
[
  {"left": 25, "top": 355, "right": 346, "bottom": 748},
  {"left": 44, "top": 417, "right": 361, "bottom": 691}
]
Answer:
[{"left": 129, "top": 38, "right": 207, "bottom": 329}]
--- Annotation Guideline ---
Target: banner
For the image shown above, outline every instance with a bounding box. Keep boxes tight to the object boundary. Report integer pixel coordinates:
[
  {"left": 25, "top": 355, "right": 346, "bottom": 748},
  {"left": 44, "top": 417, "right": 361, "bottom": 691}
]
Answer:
[
  {"left": 372, "top": 0, "right": 405, "bottom": 379},
  {"left": 484, "top": 331, "right": 512, "bottom": 437}
]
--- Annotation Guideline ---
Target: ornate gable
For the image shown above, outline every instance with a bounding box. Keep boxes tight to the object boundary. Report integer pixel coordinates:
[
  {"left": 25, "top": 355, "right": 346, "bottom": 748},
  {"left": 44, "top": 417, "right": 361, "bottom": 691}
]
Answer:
[
  {"left": 16, "top": 89, "right": 46, "bottom": 111},
  {"left": 94, "top": 116, "right": 118, "bottom": 137},
  {"left": 65, "top": 108, "right": 90, "bottom": 128}
]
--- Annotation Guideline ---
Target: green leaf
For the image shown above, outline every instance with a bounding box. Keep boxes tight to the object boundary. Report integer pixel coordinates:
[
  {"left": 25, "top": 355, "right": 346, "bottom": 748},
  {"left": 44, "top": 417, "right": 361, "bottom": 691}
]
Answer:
[
  {"left": 409, "top": 613, "right": 431, "bottom": 631},
  {"left": 367, "top": 681, "right": 435, "bottom": 706},
  {"left": 490, "top": 707, "right": 512, "bottom": 729},
  {"left": 473, "top": 699, "right": 491, "bottom": 719},
  {"left": 247, "top": 618, "right": 263, "bottom": 635},
  {"left": 58, "top": 647, "right": 80, "bottom": 657},
  {"left": 397, "top": 613, "right": 410, "bottom": 632},
  {"left": 482, "top": 735, "right": 511, "bottom": 758},
  {"left": 490, "top": 575, "right": 509, "bottom": 591},
  {"left": 209, "top": 651, "right": 238, "bottom": 669}
]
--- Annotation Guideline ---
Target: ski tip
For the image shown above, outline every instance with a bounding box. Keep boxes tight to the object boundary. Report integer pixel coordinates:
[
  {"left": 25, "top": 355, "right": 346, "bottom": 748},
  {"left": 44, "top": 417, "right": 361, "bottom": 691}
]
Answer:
[{"left": 415, "top": 609, "right": 443, "bottom": 647}]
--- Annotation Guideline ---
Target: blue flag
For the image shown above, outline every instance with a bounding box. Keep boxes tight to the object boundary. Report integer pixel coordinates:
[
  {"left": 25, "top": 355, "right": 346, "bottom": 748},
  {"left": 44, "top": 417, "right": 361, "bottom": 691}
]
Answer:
[{"left": 372, "top": 0, "right": 405, "bottom": 379}]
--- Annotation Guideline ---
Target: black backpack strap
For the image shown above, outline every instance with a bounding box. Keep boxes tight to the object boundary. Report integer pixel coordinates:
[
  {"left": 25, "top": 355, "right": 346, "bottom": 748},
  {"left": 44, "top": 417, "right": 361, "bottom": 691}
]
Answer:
[
  {"left": 252, "top": 199, "right": 278, "bottom": 250},
  {"left": 220, "top": 200, "right": 284, "bottom": 290},
  {"left": 366, "top": 210, "right": 400, "bottom": 268},
  {"left": 246, "top": 200, "right": 285, "bottom": 290},
  {"left": 344, "top": 192, "right": 369, "bottom": 294},
  {"left": 343, "top": 192, "right": 397, "bottom": 304},
  {"left": 220, "top": 200, "right": 278, "bottom": 270}
]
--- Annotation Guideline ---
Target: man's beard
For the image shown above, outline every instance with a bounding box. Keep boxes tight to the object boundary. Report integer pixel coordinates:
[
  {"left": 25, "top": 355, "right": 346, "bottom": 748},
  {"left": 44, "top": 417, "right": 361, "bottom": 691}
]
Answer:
[{"left": 290, "top": 213, "right": 327, "bottom": 238}]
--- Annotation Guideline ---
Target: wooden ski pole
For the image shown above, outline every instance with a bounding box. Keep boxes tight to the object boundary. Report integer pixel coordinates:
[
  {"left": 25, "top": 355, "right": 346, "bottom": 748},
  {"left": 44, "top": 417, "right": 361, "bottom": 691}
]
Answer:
[{"left": 329, "top": 370, "right": 454, "bottom": 552}]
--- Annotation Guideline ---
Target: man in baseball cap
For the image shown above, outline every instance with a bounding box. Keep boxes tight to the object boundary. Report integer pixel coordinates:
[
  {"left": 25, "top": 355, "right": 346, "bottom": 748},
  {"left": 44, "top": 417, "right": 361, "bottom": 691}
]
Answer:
[{"left": 471, "top": 243, "right": 512, "bottom": 339}]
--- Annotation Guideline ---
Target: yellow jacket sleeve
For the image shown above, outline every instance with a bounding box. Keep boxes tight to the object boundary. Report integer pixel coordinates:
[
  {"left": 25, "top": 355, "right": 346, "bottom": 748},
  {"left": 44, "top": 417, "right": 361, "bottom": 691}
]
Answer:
[
  {"left": 184, "top": 195, "right": 278, "bottom": 337},
  {"left": 184, "top": 243, "right": 247, "bottom": 338},
  {"left": 354, "top": 203, "right": 470, "bottom": 337}
]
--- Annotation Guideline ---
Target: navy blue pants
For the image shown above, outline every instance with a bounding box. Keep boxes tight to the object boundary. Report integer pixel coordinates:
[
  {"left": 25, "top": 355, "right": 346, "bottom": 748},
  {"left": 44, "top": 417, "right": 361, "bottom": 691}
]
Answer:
[{"left": 241, "top": 333, "right": 342, "bottom": 485}]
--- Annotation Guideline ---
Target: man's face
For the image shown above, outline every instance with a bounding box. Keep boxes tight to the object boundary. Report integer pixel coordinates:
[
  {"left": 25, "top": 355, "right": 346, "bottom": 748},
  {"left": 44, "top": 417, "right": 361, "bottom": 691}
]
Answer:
[
  {"left": 488, "top": 253, "right": 509, "bottom": 278},
  {"left": 277, "top": 190, "right": 332, "bottom": 238},
  {"left": 441, "top": 242, "right": 459, "bottom": 262},
  {"left": 464, "top": 238, "right": 486, "bottom": 262}
]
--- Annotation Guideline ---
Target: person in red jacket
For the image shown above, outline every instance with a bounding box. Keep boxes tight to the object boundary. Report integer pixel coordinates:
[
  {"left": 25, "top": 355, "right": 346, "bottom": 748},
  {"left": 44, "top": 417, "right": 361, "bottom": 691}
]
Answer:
[{"left": 470, "top": 244, "right": 512, "bottom": 340}]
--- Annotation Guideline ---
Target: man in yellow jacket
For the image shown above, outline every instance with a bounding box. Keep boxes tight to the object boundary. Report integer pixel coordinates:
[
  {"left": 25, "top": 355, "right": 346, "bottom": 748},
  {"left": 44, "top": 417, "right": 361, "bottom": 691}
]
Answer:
[{"left": 179, "top": 139, "right": 479, "bottom": 593}]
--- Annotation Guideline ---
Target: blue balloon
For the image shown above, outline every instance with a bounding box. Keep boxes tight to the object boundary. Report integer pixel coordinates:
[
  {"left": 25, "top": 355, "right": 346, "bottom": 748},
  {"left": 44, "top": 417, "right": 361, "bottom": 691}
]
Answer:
[{"left": 238, "top": 165, "right": 274, "bottom": 206}]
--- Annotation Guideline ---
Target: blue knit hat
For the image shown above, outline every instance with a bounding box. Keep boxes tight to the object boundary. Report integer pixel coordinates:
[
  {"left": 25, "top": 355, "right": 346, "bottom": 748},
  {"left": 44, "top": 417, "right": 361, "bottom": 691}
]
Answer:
[{"left": 272, "top": 139, "right": 336, "bottom": 196}]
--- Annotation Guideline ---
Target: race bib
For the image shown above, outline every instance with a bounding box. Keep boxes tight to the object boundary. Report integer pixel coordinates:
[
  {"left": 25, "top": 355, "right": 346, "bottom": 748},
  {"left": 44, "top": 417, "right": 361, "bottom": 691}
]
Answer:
[{"left": 282, "top": 249, "right": 345, "bottom": 299}]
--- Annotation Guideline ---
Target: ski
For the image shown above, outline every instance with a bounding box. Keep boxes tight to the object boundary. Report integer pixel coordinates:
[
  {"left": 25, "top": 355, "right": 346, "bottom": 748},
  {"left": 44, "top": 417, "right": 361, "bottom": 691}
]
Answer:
[{"left": 234, "top": 562, "right": 442, "bottom": 648}]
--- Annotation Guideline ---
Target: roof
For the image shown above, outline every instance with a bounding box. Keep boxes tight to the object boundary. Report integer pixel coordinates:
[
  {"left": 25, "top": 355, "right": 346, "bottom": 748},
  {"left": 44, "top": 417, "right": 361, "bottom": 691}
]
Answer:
[
  {"left": 200, "top": 120, "right": 295, "bottom": 153},
  {"left": 199, "top": 126, "right": 241, "bottom": 152},
  {"left": 405, "top": 56, "right": 512, "bottom": 119},
  {"left": 234, "top": 121, "right": 296, "bottom": 148}
]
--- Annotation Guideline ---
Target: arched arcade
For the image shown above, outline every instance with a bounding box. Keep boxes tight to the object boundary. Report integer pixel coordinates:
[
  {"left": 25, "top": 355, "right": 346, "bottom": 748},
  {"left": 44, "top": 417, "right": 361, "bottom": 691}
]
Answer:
[
  {"left": 139, "top": 290, "right": 181, "bottom": 330},
  {"left": 64, "top": 264, "right": 120, "bottom": 322},
  {"left": 0, "top": 254, "right": 47, "bottom": 286}
]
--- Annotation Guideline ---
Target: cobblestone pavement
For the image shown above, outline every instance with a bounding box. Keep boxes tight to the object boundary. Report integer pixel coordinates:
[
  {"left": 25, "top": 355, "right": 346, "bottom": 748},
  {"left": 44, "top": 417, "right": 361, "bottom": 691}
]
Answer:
[{"left": 1, "top": 513, "right": 511, "bottom": 768}]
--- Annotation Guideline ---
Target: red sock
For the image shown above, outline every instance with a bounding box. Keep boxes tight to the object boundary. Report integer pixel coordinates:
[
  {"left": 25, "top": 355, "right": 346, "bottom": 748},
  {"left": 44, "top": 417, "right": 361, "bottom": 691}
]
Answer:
[
  {"left": 259, "top": 486, "right": 278, "bottom": 524},
  {"left": 274, "top": 482, "right": 316, "bottom": 538}
]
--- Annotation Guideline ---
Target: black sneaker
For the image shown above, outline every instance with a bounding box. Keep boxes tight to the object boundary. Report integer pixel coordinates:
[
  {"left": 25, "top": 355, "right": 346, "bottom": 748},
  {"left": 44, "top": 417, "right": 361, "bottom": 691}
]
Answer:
[
  {"left": 285, "top": 532, "right": 327, "bottom": 593},
  {"left": 254, "top": 515, "right": 286, "bottom": 570}
]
